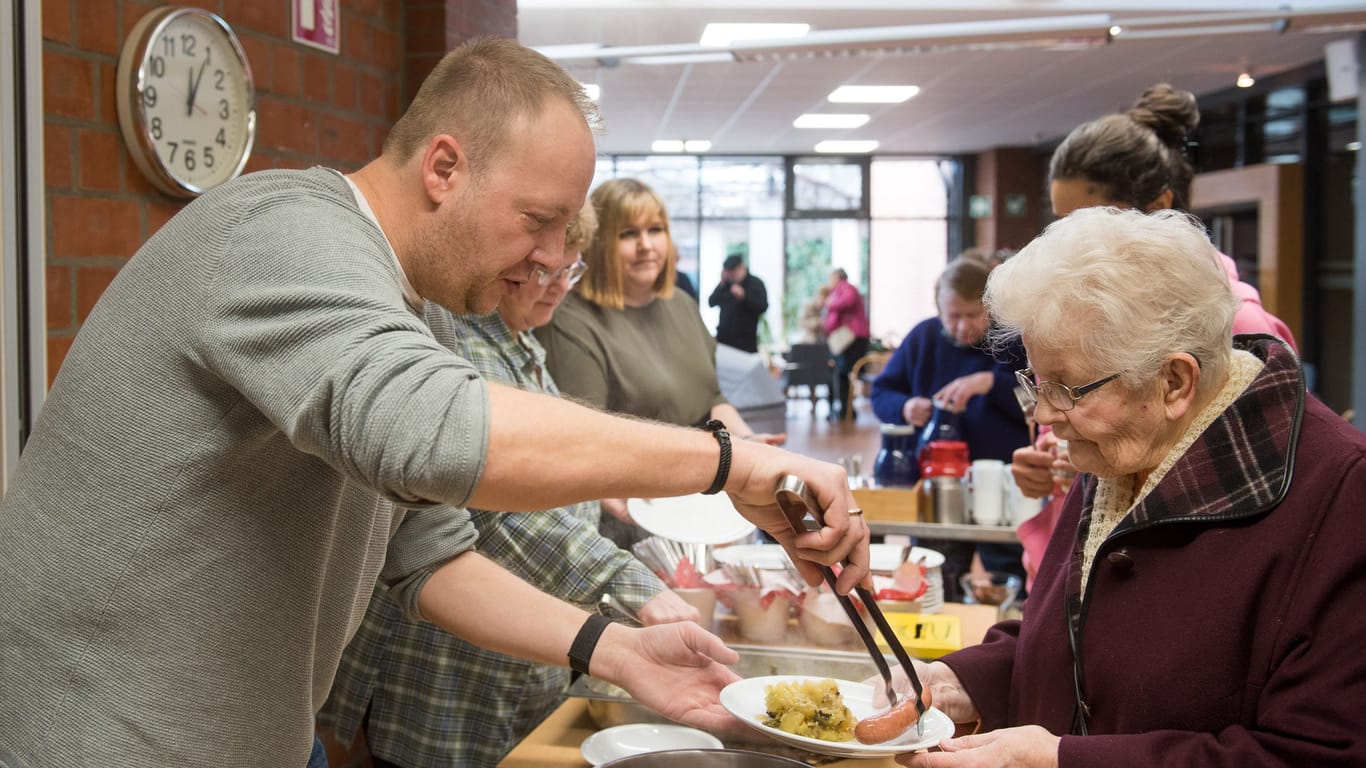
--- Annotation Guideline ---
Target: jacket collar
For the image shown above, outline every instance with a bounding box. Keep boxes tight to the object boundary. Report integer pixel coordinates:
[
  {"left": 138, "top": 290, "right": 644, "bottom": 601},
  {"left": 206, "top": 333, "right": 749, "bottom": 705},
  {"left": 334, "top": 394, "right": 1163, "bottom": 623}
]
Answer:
[{"left": 1082, "top": 334, "right": 1304, "bottom": 536}]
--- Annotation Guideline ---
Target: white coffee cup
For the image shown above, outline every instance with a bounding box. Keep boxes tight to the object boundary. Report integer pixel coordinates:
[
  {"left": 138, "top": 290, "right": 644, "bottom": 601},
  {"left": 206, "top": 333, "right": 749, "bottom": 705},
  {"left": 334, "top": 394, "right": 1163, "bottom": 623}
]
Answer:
[
  {"left": 969, "top": 459, "right": 1006, "bottom": 526},
  {"left": 1004, "top": 467, "right": 1044, "bottom": 525}
]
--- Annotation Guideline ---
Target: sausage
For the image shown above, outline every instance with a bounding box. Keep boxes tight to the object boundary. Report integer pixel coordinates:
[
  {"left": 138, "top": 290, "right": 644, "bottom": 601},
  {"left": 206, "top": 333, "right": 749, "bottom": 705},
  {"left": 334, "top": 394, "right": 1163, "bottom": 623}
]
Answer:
[{"left": 854, "top": 693, "right": 929, "bottom": 744}]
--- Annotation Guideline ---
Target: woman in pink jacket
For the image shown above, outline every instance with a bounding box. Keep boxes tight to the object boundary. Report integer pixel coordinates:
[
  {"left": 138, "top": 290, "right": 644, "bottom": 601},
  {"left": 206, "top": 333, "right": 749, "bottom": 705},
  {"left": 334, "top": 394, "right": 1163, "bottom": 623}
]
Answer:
[{"left": 823, "top": 267, "right": 871, "bottom": 420}]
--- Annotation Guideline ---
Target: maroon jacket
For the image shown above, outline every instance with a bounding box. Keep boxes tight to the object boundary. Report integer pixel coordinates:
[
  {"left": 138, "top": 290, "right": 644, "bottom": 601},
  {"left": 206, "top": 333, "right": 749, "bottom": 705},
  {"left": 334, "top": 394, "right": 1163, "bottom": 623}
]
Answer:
[{"left": 943, "top": 336, "right": 1366, "bottom": 767}]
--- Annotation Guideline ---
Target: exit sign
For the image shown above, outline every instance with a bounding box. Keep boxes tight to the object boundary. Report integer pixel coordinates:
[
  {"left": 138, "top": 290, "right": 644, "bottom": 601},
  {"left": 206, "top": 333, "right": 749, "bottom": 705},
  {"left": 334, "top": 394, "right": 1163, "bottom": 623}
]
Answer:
[{"left": 293, "top": 0, "right": 340, "bottom": 54}]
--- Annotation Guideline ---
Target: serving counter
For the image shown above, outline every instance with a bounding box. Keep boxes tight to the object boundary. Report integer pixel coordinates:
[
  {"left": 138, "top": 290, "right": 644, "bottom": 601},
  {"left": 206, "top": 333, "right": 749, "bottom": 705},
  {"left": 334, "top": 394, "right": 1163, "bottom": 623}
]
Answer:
[{"left": 499, "top": 603, "right": 999, "bottom": 768}]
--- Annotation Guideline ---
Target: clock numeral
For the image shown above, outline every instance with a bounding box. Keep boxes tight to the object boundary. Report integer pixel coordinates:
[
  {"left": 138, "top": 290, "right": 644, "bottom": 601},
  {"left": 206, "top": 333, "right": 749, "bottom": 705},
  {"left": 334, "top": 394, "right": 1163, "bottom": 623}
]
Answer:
[
  {"left": 181, "top": 34, "right": 197, "bottom": 58},
  {"left": 184, "top": 148, "right": 196, "bottom": 172},
  {"left": 215, "top": 128, "right": 226, "bottom": 147},
  {"left": 167, "top": 141, "right": 179, "bottom": 163},
  {"left": 214, "top": 69, "right": 225, "bottom": 91},
  {"left": 204, "top": 146, "right": 215, "bottom": 168},
  {"left": 142, "top": 85, "right": 158, "bottom": 108},
  {"left": 161, "top": 35, "right": 174, "bottom": 57},
  {"left": 219, "top": 99, "right": 230, "bottom": 120},
  {"left": 151, "top": 117, "right": 162, "bottom": 140},
  {"left": 149, "top": 56, "right": 166, "bottom": 78}
]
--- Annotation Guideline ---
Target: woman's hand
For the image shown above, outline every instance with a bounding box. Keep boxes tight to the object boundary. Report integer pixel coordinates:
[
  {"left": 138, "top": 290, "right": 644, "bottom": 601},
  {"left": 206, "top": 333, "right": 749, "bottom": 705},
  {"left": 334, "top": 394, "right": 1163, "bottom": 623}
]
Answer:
[
  {"left": 934, "top": 372, "right": 994, "bottom": 414},
  {"left": 870, "top": 660, "right": 978, "bottom": 726},
  {"left": 1010, "top": 445, "right": 1056, "bottom": 500},
  {"left": 896, "top": 725, "right": 1060, "bottom": 768},
  {"left": 744, "top": 432, "right": 788, "bottom": 446},
  {"left": 903, "top": 396, "right": 934, "bottom": 428},
  {"left": 638, "top": 589, "right": 702, "bottom": 626},
  {"left": 600, "top": 497, "right": 634, "bottom": 523}
]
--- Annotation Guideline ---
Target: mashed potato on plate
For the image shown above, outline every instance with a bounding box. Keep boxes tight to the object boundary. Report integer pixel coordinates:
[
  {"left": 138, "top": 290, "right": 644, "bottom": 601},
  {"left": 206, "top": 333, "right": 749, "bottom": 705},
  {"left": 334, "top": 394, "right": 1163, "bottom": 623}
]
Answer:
[{"left": 761, "top": 678, "right": 855, "bottom": 742}]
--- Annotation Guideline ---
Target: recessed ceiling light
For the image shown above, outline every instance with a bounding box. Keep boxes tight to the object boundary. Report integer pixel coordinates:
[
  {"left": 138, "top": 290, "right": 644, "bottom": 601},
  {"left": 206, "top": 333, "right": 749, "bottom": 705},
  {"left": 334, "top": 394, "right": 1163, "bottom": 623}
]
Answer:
[
  {"left": 628, "top": 52, "right": 735, "bottom": 66},
  {"left": 579, "top": 82, "right": 600, "bottom": 101},
  {"left": 827, "top": 85, "right": 920, "bottom": 104},
  {"left": 1236, "top": 70, "right": 1256, "bottom": 88},
  {"left": 700, "top": 23, "right": 810, "bottom": 48},
  {"left": 652, "top": 140, "right": 685, "bottom": 153},
  {"left": 814, "top": 140, "right": 879, "bottom": 154},
  {"left": 793, "top": 113, "right": 870, "bottom": 129},
  {"left": 684, "top": 140, "right": 712, "bottom": 152}
]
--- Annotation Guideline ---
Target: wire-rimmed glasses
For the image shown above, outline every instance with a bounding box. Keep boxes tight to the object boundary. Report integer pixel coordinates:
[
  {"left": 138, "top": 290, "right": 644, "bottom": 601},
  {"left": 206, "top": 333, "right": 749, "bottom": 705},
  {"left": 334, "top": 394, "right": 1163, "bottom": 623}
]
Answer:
[
  {"left": 1014, "top": 368, "right": 1121, "bottom": 412},
  {"left": 531, "top": 257, "right": 588, "bottom": 287}
]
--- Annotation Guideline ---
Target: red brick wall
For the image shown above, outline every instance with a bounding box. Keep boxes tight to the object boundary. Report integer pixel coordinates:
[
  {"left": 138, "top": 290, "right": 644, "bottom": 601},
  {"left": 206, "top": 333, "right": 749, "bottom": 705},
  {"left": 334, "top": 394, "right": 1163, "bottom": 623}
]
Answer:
[
  {"left": 40, "top": 0, "right": 516, "bottom": 386},
  {"left": 972, "top": 146, "right": 1049, "bottom": 254}
]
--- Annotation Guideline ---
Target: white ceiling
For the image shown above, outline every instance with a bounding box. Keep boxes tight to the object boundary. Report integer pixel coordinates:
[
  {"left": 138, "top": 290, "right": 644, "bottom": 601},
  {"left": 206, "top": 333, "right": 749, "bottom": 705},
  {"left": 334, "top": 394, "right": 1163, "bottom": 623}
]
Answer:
[{"left": 518, "top": 0, "right": 1366, "bottom": 156}]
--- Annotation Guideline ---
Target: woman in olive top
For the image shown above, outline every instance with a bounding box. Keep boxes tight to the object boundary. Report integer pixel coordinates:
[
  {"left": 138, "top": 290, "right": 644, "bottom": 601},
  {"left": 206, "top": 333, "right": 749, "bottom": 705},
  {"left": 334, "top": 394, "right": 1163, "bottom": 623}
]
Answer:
[{"left": 536, "top": 178, "right": 783, "bottom": 544}]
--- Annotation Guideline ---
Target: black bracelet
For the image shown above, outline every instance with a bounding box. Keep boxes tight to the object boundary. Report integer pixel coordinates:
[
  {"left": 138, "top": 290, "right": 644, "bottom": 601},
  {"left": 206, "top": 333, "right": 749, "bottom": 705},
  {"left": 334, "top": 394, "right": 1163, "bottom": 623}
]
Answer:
[
  {"left": 568, "top": 613, "right": 613, "bottom": 676},
  {"left": 702, "top": 419, "right": 732, "bottom": 495}
]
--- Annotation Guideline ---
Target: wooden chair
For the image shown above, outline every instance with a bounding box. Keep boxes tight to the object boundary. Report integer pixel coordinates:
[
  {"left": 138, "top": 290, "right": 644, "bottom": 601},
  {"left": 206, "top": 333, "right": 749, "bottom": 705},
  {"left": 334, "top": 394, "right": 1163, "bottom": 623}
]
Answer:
[{"left": 848, "top": 350, "right": 892, "bottom": 411}]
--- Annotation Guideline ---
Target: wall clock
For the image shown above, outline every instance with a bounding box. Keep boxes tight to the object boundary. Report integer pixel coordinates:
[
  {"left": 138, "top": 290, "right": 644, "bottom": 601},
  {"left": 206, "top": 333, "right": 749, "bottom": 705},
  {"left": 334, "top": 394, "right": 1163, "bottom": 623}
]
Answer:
[{"left": 116, "top": 7, "right": 257, "bottom": 198}]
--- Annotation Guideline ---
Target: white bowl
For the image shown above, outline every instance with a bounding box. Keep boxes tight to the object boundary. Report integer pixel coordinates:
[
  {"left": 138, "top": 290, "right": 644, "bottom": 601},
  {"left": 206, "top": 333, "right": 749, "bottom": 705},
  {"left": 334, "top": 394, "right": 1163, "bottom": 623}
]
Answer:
[{"left": 581, "top": 724, "right": 723, "bottom": 766}]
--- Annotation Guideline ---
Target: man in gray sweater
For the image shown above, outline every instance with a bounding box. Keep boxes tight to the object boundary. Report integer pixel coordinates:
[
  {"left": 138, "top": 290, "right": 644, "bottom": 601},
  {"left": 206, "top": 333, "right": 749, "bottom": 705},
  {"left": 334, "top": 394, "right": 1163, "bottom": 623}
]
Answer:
[{"left": 0, "top": 38, "right": 869, "bottom": 768}]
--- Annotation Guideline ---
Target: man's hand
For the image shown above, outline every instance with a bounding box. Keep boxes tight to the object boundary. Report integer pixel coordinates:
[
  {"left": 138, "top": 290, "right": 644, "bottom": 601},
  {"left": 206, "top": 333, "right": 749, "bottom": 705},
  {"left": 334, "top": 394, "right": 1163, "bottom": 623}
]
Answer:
[
  {"left": 903, "top": 396, "right": 933, "bottom": 428},
  {"left": 730, "top": 283, "right": 745, "bottom": 299},
  {"left": 590, "top": 621, "right": 744, "bottom": 732},
  {"left": 723, "top": 442, "right": 869, "bottom": 594},
  {"left": 933, "top": 372, "right": 994, "bottom": 414}
]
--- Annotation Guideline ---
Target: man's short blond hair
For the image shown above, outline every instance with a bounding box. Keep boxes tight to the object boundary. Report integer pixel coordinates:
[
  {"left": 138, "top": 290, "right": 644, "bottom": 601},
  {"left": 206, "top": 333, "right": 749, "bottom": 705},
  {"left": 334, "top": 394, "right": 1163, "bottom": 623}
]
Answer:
[{"left": 382, "top": 37, "right": 599, "bottom": 174}]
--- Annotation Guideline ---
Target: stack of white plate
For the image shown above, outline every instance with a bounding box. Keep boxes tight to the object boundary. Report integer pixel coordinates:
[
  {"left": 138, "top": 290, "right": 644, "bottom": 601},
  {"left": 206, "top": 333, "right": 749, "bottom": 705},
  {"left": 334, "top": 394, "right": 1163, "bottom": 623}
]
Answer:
[{"left": 870, "top": 544, "right": 945, "bottom": 614}]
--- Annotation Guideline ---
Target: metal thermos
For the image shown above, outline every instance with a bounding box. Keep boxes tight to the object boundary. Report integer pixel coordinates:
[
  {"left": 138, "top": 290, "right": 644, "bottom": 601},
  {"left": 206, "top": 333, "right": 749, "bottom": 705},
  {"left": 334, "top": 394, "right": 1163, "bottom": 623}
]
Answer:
[{"left": 919, "top": 476, "right": 968, "bottom": 524}]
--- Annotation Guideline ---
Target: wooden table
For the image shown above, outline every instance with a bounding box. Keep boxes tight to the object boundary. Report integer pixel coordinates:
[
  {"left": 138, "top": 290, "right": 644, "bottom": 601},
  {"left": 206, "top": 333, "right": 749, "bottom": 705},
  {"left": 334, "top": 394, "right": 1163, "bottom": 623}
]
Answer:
[{"left": 498, "top": 604, "right": 998, "bottom": 767}]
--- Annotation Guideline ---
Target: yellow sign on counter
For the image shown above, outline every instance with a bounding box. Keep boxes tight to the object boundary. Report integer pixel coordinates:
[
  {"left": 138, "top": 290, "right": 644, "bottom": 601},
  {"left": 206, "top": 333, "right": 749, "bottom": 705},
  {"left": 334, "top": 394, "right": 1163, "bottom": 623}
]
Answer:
[{"left": 876, "top": 612, "right": 963, "bottom": 659}]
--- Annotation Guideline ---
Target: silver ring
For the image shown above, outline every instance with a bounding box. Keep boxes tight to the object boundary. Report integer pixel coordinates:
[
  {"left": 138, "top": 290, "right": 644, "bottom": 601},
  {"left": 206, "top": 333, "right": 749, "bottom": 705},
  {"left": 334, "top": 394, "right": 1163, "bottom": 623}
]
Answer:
[{"left": 847, "top": 507, "right": 863, "bottom": 517}]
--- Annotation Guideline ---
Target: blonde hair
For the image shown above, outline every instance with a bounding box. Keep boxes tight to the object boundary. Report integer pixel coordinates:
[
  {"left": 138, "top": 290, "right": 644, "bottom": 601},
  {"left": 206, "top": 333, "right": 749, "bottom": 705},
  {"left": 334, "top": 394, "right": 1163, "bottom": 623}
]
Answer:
[
  {"left": 575, "top": 178, "right": 677, "bottom": 310},
  {"left": 382, "top": 37, "right": 599, "bottom": 174},
  {"left": 565, "top": 200, "right": 598, "bottom": 255},
  {"left": 985, "top": 207, "right": 1237, "bottom": 394}
]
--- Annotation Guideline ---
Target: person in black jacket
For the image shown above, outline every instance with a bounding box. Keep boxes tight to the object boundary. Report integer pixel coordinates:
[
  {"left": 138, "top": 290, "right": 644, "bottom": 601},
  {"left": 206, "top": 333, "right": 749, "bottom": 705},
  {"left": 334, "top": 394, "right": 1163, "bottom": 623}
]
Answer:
[{"left": 708, "top": 254, "right": 768, "bottom": 353}]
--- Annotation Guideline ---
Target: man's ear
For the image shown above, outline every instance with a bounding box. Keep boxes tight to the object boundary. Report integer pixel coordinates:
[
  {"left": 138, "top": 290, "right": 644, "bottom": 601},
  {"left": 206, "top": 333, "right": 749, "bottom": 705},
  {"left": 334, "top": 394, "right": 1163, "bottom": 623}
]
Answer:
[
  {"left": 1161, "top": 352, "right": 1201, "bottom": 420},
  {"left": 420, "top": 134, "right": 465, "bottom": 204}
]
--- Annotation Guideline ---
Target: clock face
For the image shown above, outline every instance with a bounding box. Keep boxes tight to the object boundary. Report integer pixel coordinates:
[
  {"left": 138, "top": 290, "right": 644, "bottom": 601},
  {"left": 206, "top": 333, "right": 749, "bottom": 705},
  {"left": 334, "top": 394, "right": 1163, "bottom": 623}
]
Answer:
[{"left": 117, "top": 8, "right": 256, "bottom": 197}]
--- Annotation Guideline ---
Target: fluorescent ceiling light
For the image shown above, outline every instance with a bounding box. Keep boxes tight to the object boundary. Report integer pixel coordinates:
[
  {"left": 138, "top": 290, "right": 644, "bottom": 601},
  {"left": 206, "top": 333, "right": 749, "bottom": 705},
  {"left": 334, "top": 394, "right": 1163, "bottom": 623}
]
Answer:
[
  {"left": 579, "top": 82, "right": 600, "bottom": 101},
  {"left": 814, "top": 140, "right": 879, "bottom": 154},
  {"left": 628, "top": 52, "right": 735, "bottom": 65},
  {"left": 700, "top": 23, "right": 810, "bottom": 48},
  {"left": 827, "top": 85, "right": 920, "bottom": 104},
  {"left": 652, "top": 139, "right": 712, "bottom": 153},
  {"left": 794, "top": 113, "right": 870, "bottom": 129}
]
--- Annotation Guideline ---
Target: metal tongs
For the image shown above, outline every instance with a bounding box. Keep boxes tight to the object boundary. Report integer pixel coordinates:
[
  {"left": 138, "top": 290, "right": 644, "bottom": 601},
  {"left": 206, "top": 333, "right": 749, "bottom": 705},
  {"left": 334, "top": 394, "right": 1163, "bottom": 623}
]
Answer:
[{"left": 775, "top": 474, "right": 927, "bottom": 737}]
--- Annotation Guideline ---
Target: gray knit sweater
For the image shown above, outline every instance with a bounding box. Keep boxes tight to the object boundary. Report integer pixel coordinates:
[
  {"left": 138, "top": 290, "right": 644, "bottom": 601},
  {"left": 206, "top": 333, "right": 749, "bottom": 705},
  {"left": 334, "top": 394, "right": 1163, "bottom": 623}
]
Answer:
[{"left": 0, "top": 168, "right": 486, "bottom": 767}]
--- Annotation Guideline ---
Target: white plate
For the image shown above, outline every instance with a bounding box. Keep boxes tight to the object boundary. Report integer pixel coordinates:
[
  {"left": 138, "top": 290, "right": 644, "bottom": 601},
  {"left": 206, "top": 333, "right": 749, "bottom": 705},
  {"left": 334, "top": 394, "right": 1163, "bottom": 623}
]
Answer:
[
  {"left": 720, "top": 675, "right": 953, "bottom": 758},
  {"left": 712, "top": 545, "right": 945, "bottom": 576},
  {"left": 580, "top": 723, "right": 724, "bottom": 766},
  {"left": 870, "top": 544, "right": 945, "bottom": 572},
  {"left": 627, "top": 494, "right": 756, "bottom": 545},
  {"left": 712, "top": 543, "right": 791, "bottom": 570}
]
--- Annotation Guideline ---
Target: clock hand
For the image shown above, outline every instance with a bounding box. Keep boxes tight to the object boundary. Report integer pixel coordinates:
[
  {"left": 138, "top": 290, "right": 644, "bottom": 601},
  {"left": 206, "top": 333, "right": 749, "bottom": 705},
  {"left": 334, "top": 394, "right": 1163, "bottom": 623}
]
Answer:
[
  {"left": 186, "top": 66, "right": 195, "bottom": 117},
  {"left": 188, "top": 57, "right": 210, "bottom": 117}
]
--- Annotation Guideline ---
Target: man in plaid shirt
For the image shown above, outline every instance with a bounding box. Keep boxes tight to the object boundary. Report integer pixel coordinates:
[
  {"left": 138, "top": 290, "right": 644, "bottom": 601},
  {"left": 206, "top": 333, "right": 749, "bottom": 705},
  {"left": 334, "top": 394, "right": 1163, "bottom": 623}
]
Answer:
[{"left": 319, "top": 206, "right": 700, "bottom": 767}]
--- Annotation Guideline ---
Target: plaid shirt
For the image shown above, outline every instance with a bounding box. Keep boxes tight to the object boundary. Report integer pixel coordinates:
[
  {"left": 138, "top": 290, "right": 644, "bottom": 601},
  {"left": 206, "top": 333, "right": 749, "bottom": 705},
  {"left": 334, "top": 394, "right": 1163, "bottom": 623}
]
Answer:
[{"left": 319, "top": 308, "right": 667, "bottom": 768}]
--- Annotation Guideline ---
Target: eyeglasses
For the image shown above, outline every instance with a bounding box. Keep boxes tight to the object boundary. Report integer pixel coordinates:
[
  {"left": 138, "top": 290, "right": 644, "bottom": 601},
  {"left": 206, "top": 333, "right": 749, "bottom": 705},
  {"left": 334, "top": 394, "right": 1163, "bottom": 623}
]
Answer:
[
  {"left": 1014, "top": 368, "right": 1121, "bottom": 413},
  {"left": 531, "top": 257, "right": 588, "bottom": 287}
]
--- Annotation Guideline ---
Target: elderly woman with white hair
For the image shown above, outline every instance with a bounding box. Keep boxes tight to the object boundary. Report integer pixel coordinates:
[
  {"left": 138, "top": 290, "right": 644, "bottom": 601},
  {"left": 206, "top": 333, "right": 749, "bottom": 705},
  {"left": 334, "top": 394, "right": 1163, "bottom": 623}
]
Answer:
[{"left": 885, "top": 207, "right": 1366, "bottom": 768}]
